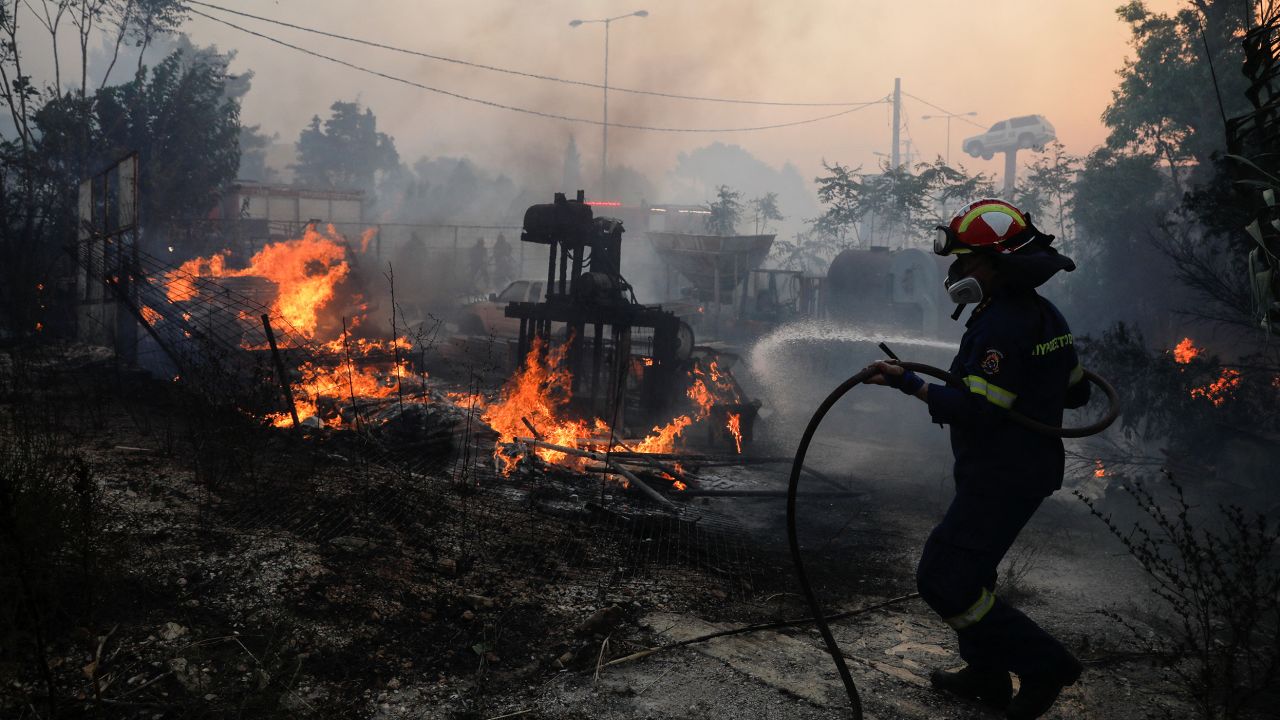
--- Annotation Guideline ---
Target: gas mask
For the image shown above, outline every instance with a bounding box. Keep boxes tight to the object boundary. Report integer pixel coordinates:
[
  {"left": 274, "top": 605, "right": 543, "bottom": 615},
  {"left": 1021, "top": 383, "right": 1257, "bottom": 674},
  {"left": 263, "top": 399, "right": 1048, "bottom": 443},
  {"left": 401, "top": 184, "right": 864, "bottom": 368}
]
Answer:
[{"left": 944, "top": 261, "right": 985, "bottom": 305}]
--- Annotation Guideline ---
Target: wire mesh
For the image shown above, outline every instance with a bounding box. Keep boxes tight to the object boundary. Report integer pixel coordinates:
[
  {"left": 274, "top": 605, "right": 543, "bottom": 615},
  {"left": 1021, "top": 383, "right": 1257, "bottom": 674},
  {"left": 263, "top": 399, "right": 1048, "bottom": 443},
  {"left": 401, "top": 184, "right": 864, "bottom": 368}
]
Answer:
[{"left": 69, "top": 236, "right": 759, "bottom": 601}]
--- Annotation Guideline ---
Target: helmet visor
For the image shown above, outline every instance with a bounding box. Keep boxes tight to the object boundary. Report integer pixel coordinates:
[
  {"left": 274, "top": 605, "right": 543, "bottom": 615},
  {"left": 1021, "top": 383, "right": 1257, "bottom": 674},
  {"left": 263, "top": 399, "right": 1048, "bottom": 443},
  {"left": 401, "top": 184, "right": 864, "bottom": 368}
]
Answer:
[{"left": 934, "top": 226, "right": 953, "bottom": 256}]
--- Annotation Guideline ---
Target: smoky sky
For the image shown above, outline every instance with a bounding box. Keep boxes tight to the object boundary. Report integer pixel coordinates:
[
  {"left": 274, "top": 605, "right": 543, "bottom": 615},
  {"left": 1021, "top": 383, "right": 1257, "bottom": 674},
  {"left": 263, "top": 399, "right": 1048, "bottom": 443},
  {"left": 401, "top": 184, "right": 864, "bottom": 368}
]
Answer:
[{"left": 21, "top": 0, "right": 1187, "bottom": 198}]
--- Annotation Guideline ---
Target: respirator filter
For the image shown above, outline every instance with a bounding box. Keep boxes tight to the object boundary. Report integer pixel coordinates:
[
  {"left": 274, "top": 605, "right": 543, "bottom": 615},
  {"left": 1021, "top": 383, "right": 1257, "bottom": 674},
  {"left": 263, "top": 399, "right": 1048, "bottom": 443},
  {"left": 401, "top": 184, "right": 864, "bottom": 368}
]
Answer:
[{"left": 945, "top": 276, "right": 984, "bottom": 305}]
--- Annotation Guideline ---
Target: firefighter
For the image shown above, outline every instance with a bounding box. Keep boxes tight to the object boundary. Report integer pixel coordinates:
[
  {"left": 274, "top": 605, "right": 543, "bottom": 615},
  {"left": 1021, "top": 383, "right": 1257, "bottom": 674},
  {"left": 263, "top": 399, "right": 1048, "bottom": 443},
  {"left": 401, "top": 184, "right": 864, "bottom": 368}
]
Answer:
[{"left": 865, "top": 199, "right": 1090, "bottom": 720}]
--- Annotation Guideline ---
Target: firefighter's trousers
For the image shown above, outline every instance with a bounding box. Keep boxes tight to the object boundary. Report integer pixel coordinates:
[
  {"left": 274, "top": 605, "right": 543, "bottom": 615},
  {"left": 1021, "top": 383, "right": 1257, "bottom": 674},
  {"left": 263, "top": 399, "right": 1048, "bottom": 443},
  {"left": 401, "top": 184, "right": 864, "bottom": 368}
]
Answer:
[{"left": 915, "top": 491, "right": 1081, "bottom": 680}]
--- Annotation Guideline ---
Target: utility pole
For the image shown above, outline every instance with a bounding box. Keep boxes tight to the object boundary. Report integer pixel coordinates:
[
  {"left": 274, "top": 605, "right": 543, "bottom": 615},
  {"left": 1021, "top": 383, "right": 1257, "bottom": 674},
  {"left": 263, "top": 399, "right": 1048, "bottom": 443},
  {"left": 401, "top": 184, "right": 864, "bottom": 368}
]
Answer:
[
  {"left": 602, "top": 22, "right": 610, "bottom": 198},
  {"left": 570, "top": 10, "right": 649, "bottom": 201},
  {"left": 891, "top": 77, "right": 902, "bottom": 168}
]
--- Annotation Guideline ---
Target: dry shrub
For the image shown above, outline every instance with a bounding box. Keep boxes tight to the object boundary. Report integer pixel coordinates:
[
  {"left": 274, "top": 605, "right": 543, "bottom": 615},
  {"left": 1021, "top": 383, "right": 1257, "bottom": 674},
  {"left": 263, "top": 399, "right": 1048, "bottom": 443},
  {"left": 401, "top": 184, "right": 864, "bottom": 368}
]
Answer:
[{"left": 1076, "top": 477, "right": 1280, "bottom": 719}]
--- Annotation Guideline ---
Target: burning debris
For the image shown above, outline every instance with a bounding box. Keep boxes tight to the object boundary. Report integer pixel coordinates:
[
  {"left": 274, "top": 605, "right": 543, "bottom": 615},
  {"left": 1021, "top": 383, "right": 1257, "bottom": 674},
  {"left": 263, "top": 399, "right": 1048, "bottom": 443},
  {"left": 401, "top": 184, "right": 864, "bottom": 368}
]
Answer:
[{"left": 142, "top": 198, "right": 762, "bottom": 504}]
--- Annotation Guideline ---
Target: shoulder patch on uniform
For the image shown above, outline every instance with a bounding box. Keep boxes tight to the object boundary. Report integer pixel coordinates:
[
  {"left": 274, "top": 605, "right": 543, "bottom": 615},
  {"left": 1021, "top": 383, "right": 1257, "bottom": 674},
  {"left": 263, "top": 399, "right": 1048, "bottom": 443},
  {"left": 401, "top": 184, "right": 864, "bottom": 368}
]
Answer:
[{"left": 981, "top": 349, "right": 1003, "bottom": 375}]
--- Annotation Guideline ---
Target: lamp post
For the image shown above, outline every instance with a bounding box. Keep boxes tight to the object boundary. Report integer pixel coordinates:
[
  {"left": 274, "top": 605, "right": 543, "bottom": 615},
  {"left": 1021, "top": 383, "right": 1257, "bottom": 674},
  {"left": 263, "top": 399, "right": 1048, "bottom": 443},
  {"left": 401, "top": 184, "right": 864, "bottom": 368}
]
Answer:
[
  {"left": 569, "top": 9, "right": 648, "bottom": 200},
  {"left": 921, "top": 110, "right": 977, "bottom": 165}
]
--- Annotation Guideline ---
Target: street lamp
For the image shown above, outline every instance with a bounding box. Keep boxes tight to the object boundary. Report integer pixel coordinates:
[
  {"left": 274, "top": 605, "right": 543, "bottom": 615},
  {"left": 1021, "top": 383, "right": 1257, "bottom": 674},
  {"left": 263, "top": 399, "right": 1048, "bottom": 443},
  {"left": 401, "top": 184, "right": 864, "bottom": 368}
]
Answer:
[
  {"left": 921, "top": 111, "right": 977, "bottom": 165},
  {"left": 569, "top": 9, "right": 648, "bottom": 200}
]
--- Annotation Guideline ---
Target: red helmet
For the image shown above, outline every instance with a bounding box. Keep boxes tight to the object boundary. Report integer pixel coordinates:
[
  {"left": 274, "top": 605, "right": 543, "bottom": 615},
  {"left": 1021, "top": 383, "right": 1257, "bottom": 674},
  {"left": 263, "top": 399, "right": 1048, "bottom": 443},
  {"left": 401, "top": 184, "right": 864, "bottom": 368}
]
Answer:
[{"left": 934, "top": 199, "right": 1034, "bottom": 256}]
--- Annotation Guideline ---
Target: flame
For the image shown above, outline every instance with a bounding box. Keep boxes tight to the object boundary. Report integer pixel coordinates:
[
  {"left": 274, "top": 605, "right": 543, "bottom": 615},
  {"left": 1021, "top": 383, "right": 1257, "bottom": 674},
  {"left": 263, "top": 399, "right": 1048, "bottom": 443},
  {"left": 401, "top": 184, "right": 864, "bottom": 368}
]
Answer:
[
  {"left": 1190, "top": 368, "right": 1241, "bottom": 407},
  {"left": 265, "top": 334, "right": 420, "bottom": 429},
  {"left": 1093, "top": 459, "right": 1107, "bottom": 478},
  {"left": 164, "top": 224, "right": 355, "bottom": 337},
  {"left": 480, "top": 337, "right": 712, "bottom": 478},
  {"left": 726, "top": 412, "right": 743, "bottom": 454},
  {"left": 446, "top": 391, "right": 488, "bottom": 410},
  {"left": 482, "top": 337, "right": 593, "bottom": 473},
  {"left": 141, "top": 305, "right": 162, "bottom": 325},
  {"left": 1173, "top": 337, "right": 1200, "bottom": 364},
  {"left": 686, "top": 359, "right": 740, "bottom": 421},
  {"left": 632, "top": 416, "right": 694, "bottom": 454}
]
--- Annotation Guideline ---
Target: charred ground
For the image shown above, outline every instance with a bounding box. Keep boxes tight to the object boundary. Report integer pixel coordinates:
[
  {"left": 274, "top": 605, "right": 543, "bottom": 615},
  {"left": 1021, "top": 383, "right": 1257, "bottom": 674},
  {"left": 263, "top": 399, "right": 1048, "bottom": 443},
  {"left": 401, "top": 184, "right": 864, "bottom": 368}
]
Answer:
[{"left": 0, "top": 342, "right": 1226, "bottom": 720}]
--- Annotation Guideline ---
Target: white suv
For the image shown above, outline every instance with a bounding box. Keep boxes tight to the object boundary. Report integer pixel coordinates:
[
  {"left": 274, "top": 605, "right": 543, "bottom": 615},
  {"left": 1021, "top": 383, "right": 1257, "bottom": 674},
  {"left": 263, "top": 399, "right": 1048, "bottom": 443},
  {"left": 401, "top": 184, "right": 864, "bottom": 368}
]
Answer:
[{"left": 962, "top": 115, "right": 1056, "bottom": 160}]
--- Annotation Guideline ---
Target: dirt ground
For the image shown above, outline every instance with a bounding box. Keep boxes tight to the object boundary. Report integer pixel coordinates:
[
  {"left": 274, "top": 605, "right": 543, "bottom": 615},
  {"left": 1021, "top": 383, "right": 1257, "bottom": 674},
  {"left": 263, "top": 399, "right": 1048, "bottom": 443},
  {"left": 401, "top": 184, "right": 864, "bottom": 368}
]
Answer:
[{"left": 0, "top": 344, "right": 1190, "bottom": 719}]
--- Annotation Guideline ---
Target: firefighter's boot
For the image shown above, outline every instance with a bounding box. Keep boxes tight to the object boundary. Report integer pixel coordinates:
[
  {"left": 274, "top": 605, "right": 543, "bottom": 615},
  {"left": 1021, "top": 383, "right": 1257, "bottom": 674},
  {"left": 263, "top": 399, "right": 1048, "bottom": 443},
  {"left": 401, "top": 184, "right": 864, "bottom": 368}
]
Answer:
[
  {"left": 1005, "top": 662, "right": 1082, "bottom": 720},
  {"left": 929, "top": 665, "right": 1013, "bottom": 709}
]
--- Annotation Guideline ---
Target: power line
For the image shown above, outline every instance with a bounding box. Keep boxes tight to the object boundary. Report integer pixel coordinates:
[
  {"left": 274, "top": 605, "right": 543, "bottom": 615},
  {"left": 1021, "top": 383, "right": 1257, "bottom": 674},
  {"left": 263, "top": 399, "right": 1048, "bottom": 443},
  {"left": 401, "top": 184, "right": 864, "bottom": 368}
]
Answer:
[
  {"left": 189, "top": 8, "right": 889, "bottom": 133},
  {"left": 903, "top": 92, "right": 986, "bottom": 130},
  {"left": 190, "top": 0, "right": 879, "bottom": 109}
]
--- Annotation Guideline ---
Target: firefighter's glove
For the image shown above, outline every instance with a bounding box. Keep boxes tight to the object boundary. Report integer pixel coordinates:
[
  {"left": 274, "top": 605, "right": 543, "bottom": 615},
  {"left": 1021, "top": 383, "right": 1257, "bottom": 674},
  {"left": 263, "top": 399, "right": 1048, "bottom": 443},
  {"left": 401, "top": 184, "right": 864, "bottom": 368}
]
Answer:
[{"left": 886, "top": 368, "right": 925, "bottom": 396}]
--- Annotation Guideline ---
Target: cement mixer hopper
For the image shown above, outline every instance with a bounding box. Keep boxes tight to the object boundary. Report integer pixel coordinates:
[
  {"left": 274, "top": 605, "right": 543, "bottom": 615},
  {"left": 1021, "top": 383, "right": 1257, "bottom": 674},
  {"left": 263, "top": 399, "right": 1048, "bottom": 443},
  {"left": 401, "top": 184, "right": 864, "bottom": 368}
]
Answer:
[{"left": 648, "top": 232, "right": 775, "bottom": 300}]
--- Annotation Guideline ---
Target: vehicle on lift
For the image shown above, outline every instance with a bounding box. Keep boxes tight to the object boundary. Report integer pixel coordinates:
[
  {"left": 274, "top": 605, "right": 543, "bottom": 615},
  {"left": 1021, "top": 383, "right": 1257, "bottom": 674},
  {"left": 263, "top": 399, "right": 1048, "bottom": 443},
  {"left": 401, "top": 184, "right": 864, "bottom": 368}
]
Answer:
[{"left": 962, "top": 114, "right": 1056, "bottom": 159}]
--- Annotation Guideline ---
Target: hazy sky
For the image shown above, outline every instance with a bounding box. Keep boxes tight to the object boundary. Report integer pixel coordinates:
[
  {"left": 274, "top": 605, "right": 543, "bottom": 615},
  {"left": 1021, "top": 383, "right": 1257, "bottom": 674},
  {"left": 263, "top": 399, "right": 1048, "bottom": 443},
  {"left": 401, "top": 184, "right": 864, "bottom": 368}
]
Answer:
[{"left": 27, "top": 0, "right": 1190, "bottom": 198}]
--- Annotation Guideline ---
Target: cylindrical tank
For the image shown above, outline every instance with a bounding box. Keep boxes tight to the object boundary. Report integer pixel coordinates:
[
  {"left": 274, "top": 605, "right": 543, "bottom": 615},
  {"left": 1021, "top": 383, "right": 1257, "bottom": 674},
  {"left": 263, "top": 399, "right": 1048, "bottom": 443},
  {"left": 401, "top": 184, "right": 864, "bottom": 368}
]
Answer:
[{"left": 826, "top": 247, "right": 950, "bottom": 337}]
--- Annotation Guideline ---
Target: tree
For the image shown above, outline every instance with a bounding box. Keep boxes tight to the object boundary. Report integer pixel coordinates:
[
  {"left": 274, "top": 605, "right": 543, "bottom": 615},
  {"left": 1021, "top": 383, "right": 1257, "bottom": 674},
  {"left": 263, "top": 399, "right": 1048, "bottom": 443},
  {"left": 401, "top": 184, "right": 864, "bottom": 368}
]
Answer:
[
  {"left": 768, "top": 228, "right": 829, "bottom": 274},
  {"left": 1, "top": 32, "right": 243, "bottom": 337},
  {"left": 748, "top": 192, "right": 783, "bottom": 234},
  {"left": 92, "top": 50, "right": 241, "bottom": 227},
  {"left": 238, "top": 124, "right": 276, "bottom": 183},
  {"left": 811, "top": 158, "right": 994, "bottom": 250},
  {"left": 1103, "top": 1, "right": 1251, "bottom": 191},
  {"left": 704, "top": 184, "right": 742, "bottom": 236},
  {"left": 1068, "top": 1, "right": 1257, "bottom": 338},
  {"left": 1015, "top": 141, "right": 1081, "bottom": 246},
  {"left": 293, "top": 101, "right": 399, "bottom": 196}
]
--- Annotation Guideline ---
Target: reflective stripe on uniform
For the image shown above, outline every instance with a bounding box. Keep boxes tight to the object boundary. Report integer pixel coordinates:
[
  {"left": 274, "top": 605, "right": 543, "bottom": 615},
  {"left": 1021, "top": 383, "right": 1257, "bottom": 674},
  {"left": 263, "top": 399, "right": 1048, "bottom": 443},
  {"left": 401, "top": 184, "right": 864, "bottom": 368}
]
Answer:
[
  {"left": 963, "top": 375, "right": 1018, "bottom": 409},
  {"left": 1068, "top": 363, "right": 1084, "bottom": 387},
  {"left": 945, "top": 588, "right": 996, "bottom": 630}
]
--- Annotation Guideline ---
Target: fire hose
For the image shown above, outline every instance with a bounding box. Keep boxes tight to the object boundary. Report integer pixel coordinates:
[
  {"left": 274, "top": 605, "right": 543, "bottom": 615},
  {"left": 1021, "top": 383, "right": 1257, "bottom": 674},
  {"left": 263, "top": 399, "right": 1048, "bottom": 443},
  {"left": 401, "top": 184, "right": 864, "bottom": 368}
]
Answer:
[{"left": 787, "top": 359, "right": 1120, "bottom": 719}]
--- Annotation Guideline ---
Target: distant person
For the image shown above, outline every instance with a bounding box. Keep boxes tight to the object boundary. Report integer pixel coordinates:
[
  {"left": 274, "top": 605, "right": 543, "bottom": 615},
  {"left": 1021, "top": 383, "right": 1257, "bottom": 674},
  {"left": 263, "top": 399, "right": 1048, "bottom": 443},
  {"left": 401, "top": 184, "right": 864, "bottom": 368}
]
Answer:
[
  {"left": 492, "top": 232, "right": 515, "bottom": 288},
  {"left": 865, "top": 199, "right": 1089, "bottom": 720},
  {"left": 469, "top": 237, "right": 489, "bottom": 293}
]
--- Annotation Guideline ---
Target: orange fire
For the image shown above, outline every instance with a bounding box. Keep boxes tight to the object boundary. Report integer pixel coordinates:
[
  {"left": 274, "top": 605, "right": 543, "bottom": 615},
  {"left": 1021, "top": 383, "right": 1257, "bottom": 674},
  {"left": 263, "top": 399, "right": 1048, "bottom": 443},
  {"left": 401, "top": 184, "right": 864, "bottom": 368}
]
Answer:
[
  {"left": 164, "top": 224, "right": 354, "bottom": 338},
  {"left": 266, "top": 331, "right": 419, "bottom": 429},
  {"left": 140, "top": 306, "right": 161, "bottom": 325},
  {"left": 480, "top": 337, "right": 727, "bottom": 481},
  {"left": 1190, "top": 368, "right": 1241, "bottom": 407},
  {"left": 1173, "top": 337, "right": 1200, "bottom": 364},
  {"left": 687, "top": 359, "right": 740, "bottom": 420},
  {"left": 632, "top": 416, "right": 694, "bottom": 454},
  {"left": 726, "top": 412, "right": 743, "bottom": 454},
  {"left": 445, "top": 391, "right": 488, "bottom": 410},
  {"left": 1094, "top": 459, "right": 1107, "bottom": 478},
  {"left": 482, "top": 337, "right": 597, "bottom": 473}
]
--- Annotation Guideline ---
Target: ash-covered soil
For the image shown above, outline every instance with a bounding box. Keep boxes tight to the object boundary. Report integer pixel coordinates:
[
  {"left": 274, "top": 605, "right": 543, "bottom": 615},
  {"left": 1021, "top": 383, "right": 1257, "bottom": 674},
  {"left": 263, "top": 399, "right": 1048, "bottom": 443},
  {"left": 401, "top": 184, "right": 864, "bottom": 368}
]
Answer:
[{"left": 1, "top": 345, "right": 1188, "bottom": 719}]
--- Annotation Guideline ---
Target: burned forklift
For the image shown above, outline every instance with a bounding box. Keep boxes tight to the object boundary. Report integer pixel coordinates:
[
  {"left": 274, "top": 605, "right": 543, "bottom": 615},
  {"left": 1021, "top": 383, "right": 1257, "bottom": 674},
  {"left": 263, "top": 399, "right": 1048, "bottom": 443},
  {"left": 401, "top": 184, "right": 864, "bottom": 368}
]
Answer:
[{"left": 506, "top": 192, "right": 756, "bottom": 447}]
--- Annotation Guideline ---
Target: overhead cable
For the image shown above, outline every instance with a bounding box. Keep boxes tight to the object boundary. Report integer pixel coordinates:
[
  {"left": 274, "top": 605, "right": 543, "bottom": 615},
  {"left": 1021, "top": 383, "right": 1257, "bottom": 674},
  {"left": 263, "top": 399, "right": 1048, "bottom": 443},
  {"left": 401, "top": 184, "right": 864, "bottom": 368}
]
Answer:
[
  {"left": 903, "top": 91, "right": 986, "bottom": 129},
  {"left": 189, "top": 8, "right": 888, "bottom": 133},
  {"left": 189, "top": 0, "right": 880, "bottom": 109}
]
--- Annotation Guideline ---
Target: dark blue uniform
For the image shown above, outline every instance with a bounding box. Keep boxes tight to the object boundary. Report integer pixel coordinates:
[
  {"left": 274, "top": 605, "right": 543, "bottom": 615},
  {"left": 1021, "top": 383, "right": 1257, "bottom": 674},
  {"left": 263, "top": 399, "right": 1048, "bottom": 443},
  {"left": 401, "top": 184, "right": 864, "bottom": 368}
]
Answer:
[{"left": 917, "top": 287, "right": 1089, "bottom": 680}]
